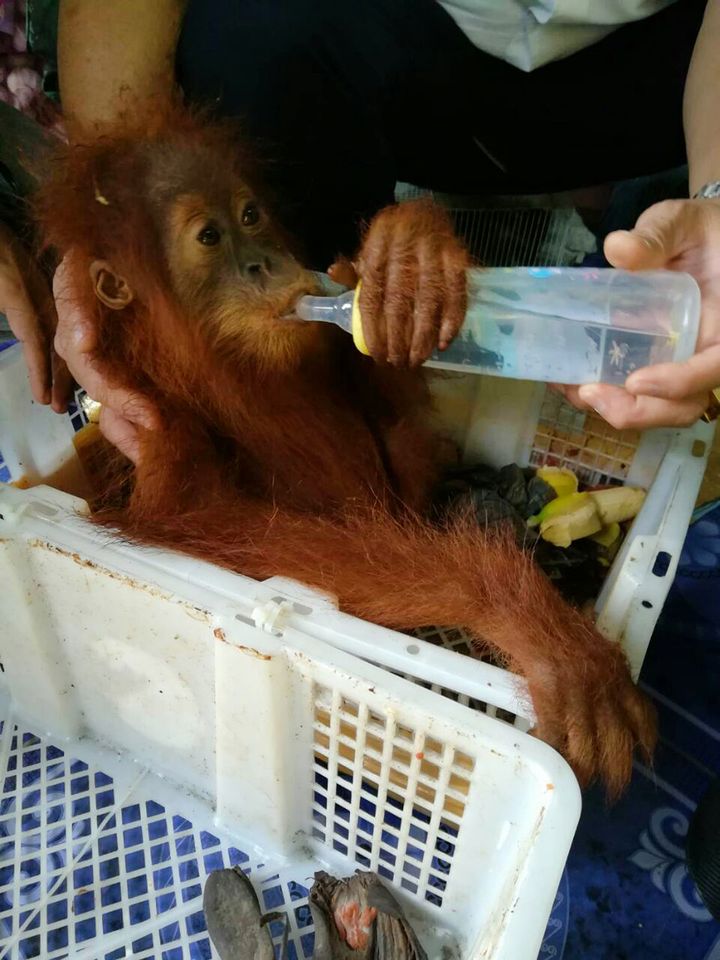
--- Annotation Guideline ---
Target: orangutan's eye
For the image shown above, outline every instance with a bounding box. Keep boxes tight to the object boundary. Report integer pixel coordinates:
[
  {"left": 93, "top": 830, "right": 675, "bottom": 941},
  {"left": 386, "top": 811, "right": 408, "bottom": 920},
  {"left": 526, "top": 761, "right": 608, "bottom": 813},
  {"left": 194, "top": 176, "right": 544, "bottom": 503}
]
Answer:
[
  {"left": 241, "top": 203, "right": 260, "bottom": 227},
  {"left": 197, "top": 224, "right": 221, "bottom": 246}
]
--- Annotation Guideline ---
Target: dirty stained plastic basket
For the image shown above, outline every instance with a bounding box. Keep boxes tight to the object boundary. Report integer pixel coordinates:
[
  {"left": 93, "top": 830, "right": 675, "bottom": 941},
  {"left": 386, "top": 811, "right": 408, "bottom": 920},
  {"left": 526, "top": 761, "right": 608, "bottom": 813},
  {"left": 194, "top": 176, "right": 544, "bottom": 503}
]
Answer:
[
  {"left": 0, "top": 318, "right": 713, "bottom": 960},
  {"left": 0, "top": 475, "right": 579, "bottom": 960}
]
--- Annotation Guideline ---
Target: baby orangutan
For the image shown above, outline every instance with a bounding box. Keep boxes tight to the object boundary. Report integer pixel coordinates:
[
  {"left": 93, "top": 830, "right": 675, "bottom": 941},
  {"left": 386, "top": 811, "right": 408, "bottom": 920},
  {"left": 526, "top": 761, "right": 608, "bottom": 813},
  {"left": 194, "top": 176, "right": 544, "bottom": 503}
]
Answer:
[{"left": 37, "top": 108, "right": 655, "bottom": 797}]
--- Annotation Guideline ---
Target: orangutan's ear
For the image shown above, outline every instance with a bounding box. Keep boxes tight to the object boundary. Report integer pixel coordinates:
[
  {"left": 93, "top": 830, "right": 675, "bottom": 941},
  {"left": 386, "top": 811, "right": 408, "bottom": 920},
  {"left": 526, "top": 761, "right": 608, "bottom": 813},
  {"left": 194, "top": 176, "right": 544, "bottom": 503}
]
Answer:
[{"left": 89, "top": 259, "right": 134, "bottom": 310}]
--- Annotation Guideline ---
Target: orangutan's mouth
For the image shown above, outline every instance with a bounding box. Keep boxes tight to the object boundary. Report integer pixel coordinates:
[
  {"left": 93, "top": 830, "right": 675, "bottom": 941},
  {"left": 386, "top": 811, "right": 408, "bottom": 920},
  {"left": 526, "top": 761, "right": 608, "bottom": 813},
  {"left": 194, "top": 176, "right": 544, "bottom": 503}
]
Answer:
[{"left": 275, "top": 276, "right": 322, "bottom": 322}]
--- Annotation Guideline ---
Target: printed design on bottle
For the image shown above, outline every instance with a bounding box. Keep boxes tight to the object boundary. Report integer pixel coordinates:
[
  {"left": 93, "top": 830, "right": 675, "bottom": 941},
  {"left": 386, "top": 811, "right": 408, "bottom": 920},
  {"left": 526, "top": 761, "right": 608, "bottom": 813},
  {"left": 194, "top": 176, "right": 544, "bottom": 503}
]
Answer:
[
  {"left": 628, "top": 806, "right": 712, "bottom": 921},
  {"left": 433, "top": 326, "right": 504, "bottom": 371},
  {"left": 608, "top": 341, "right": 629, "bottom": 368},
  {"left": 600, "top": 330, "right": 654, "bottom": 385}
]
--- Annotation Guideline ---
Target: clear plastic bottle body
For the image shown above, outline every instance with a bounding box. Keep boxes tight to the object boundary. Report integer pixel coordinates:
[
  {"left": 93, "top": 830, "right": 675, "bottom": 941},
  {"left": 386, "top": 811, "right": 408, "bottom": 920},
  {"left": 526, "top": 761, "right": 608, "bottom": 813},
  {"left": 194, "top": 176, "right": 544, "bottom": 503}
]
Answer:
[
  {"left": 295, "top": 267, "right": 701, "bottom": 385},
  {"left": 427, "top": 267, "right": 700, "bottom": 384}
]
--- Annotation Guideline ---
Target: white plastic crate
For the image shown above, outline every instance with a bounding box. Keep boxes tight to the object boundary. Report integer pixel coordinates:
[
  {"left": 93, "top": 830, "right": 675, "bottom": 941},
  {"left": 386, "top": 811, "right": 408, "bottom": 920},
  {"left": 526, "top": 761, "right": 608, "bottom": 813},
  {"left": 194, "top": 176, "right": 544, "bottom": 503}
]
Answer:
[
  {"left": 0, "top": 481, "right": 579, "bottom": 960},
  {"left": 0, "top": 329, "right": 713, "bottom": 959}
]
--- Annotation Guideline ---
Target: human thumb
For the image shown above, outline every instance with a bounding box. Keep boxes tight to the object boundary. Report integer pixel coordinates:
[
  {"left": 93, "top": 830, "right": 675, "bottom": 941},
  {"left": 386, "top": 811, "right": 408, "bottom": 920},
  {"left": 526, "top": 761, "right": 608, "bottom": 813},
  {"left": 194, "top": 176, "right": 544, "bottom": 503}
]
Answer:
[{"left": 604, "top": 201, "right": 687, "bottom": 270}]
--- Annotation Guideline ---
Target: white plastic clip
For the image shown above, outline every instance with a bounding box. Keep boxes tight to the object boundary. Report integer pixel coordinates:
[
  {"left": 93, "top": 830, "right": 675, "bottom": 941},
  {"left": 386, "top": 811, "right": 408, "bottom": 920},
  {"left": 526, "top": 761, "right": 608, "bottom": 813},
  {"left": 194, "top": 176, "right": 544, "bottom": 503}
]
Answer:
[{"left": 251, "top": 599, "right": 294, "bottom": 635}]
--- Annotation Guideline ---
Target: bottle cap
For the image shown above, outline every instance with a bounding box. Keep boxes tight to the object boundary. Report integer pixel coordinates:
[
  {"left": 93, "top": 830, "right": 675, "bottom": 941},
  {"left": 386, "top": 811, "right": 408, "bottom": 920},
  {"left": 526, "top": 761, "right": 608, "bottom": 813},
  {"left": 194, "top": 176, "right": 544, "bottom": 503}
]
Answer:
[{"left": 351, "top": 283, "right": 370, "bottom": 356}]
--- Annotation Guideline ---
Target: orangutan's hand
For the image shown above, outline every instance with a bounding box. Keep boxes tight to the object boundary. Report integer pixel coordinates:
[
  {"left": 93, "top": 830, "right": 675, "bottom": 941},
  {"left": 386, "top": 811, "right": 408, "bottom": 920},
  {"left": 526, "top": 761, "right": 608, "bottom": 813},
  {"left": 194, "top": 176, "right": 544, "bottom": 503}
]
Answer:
[{"left": 351, "top": 200, "right": 469, "bottom": 368}]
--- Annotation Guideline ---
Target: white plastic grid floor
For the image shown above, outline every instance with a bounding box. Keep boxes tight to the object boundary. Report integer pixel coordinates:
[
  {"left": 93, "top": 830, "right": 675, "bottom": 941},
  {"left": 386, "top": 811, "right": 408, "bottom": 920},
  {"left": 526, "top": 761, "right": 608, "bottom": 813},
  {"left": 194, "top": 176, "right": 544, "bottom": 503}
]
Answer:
[
  {"left": 0, "top": 714, "right": 316, "bottom": 960},
  {"left": 0, "top": 676, "right": 476, "bottom": 960}
]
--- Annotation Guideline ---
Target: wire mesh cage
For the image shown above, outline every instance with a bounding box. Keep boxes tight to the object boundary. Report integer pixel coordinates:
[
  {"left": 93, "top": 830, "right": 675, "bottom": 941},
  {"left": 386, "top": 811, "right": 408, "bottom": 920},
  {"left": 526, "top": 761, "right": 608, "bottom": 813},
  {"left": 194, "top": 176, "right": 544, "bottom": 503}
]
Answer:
[{"left": 394, "top": 183, "right": 597, "bottom": 267}]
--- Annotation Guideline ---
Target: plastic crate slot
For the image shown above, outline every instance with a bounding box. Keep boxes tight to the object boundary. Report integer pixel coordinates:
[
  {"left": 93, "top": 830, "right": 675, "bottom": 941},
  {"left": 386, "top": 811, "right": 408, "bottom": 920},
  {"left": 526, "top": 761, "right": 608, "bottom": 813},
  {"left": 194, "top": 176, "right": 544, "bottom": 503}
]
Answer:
[
  {"left": 270, "top": 595, "right": 313, "bottom": 616},
  {"left": 652, "top": 551, "right": 672, "bottom": 578}
]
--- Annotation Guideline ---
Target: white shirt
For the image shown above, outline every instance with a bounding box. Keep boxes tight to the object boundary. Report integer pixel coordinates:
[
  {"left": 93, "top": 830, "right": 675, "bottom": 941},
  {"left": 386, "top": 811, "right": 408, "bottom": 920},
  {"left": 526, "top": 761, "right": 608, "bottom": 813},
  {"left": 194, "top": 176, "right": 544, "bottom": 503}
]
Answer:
[{"left": 437, "top": 0, "right": 679, "bottom": 71}]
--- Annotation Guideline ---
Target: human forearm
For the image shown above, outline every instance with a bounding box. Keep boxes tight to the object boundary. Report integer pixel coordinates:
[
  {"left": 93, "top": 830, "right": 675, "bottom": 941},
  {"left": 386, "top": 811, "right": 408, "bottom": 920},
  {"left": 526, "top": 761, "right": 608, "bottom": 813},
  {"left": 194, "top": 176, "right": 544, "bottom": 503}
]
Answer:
[
  {"left": 684, "top": 0, "right": 720, "bottom": 195},
  {"left": 58, "top": 0, "right": 187, "bottom": 141}
]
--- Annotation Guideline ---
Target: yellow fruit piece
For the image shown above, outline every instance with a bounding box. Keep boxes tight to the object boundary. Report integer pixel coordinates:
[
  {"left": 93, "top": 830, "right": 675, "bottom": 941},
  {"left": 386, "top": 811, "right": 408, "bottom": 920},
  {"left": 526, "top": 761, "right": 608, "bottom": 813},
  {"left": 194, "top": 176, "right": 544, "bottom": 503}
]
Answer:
[
  {"left": 539, "top": 499, "right": 603, "bottom": 548},
  {"left": 591, "top": 522, "right": 621, "bottom": 548},
  {"left": 588, "top": 487, "right": 646, "bottom": 525},
  {"left": 531, "top": 491, "right": 591, "bottom": 527},
  {"left": 536, "top": 467, "right": 578, "bottom": 499}
]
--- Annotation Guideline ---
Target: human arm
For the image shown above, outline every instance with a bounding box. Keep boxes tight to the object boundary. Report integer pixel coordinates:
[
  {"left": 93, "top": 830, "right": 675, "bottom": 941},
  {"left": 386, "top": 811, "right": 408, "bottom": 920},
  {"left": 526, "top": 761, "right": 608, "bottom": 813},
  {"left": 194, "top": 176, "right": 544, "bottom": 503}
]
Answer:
[
  {"left": 47, "top": 0, "right": 186, "bottom": 450},
  {"left": 685, "top": 0, "right": 720, "bottom": 197},
  {"left": 58, "top": 0, "right": 186, "bottom": 140},
  {"left": 560, "top": 2, "right": 720, "bottom": 430},
  {"left": 0, "top": 220, "right": 74, "bottom": 409}
]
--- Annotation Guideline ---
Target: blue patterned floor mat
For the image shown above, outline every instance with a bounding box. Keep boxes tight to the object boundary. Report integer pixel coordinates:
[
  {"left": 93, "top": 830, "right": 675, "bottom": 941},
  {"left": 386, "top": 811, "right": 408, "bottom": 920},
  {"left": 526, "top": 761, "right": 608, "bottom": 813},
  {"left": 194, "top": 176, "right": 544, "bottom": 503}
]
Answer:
[{"left": 544, "top": 498, "right": 720, "bottom": 959}]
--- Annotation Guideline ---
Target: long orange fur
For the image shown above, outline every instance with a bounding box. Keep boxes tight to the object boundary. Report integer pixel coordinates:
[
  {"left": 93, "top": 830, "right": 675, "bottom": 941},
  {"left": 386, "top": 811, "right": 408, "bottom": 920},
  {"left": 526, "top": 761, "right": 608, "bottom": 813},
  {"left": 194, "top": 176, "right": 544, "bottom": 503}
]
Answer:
[{"left": 35, "top": 107, "right": 655, "bottom": 797}]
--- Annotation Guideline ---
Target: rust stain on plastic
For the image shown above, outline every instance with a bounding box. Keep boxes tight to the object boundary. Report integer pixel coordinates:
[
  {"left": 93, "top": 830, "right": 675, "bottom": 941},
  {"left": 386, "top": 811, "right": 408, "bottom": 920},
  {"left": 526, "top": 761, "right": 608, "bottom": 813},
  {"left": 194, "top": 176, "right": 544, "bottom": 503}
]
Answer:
[
  {"left": 237, "top": 643, "right": 272, "bottom": 661},
  {"left": 30, "top": 539, "right": 211, "bottom": 622}
]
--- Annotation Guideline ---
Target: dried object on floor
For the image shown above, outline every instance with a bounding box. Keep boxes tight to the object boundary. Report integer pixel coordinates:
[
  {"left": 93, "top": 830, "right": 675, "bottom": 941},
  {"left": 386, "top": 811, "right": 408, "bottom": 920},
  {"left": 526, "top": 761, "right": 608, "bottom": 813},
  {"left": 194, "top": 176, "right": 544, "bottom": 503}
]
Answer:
[
  {"left": 202, "top": 868, "right": 427, "bottom": 960},
  {"left": 203, "top": 866, "right": 280, "bottom": 960},
  {"left": 310, "top": 870, "right": 428, "bottom": 959}
]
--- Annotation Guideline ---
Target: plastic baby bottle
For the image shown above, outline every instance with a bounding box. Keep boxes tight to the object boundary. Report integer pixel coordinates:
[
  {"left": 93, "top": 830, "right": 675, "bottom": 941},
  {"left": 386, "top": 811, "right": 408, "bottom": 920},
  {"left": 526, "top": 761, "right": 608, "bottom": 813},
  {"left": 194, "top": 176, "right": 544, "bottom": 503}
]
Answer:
[{"left": 294, "top": 267, "right": 701, "bottom": 386}]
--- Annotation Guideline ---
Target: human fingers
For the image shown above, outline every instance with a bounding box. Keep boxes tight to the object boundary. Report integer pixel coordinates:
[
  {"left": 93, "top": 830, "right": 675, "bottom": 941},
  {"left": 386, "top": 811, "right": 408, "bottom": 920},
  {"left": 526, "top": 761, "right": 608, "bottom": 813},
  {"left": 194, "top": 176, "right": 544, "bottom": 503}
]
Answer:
[
  {"left": 548, "top": 384, "right": 594, "bottom": 411},
  {"left": 624, "top": 343, "right": 720, "bottom": 400},
  {"left": 50, "top": 349, "right": 75, "bottom": 414},
  {"left": 604, "top": 199, "right": 696, "bottom": 270},
  {"left": 0, "top": 225, "right": 56, "bottom": 403},
  {"left": 99, "top": 405, "right": 141, "bottom": 464},
  {"left": 578, "top": 383, "right": 706, "bottom": 430},
  {"left": 53, "top": 256, "right": 158, "bottom": 430},
  {"left": 53, "top": 255, "right": 98, "bottom": 362},
  {"left": 1, "top": 275, "right": 51, "bottom": 404}
]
